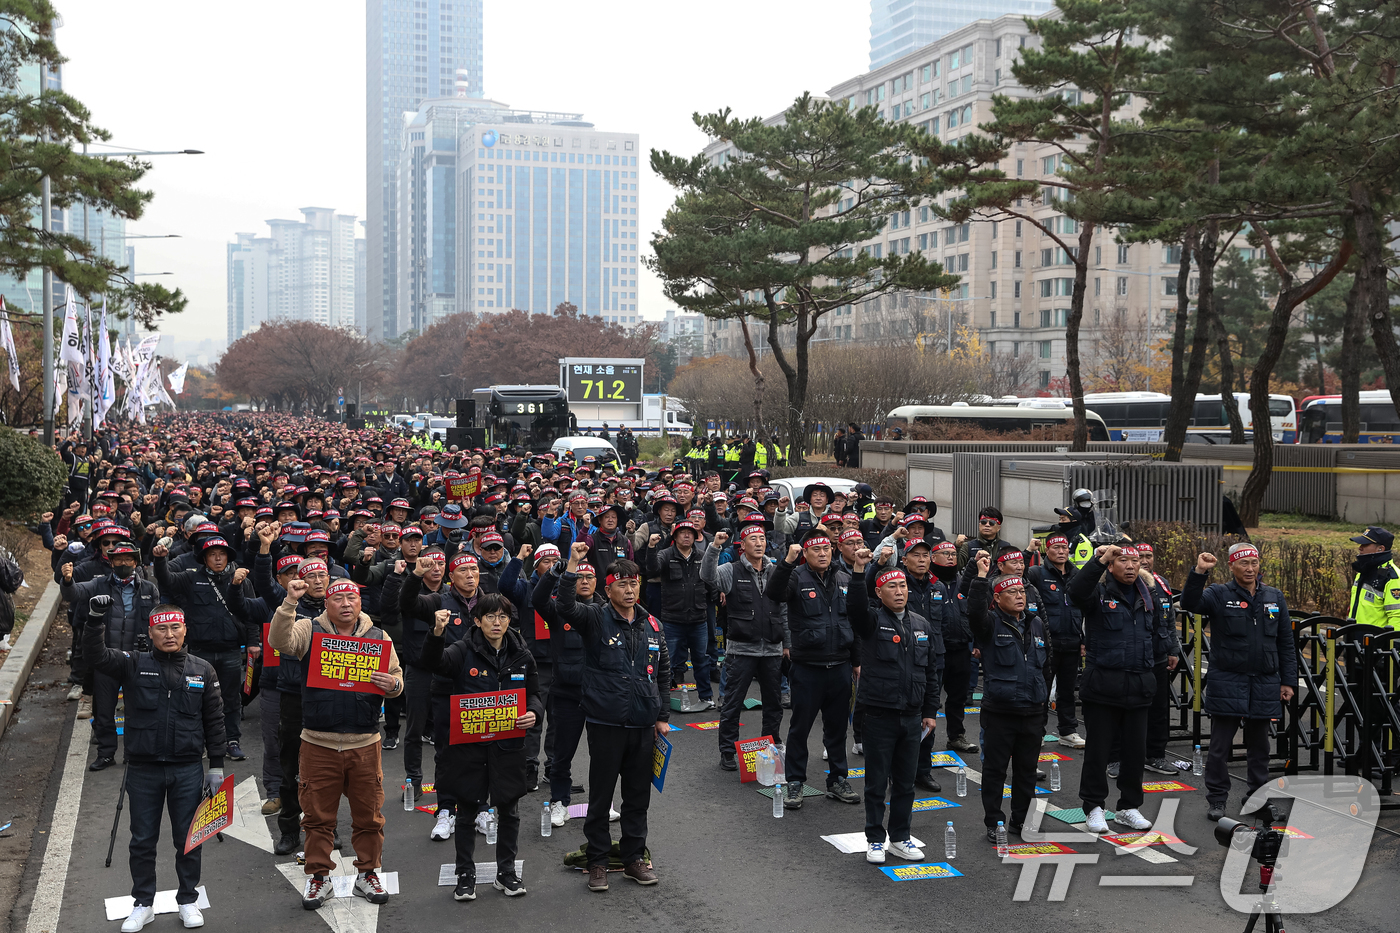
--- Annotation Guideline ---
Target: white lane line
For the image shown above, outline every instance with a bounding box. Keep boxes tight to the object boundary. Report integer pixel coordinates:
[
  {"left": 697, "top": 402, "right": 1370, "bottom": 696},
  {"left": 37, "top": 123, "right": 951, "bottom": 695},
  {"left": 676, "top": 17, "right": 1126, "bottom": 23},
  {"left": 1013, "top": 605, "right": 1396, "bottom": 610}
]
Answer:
[{"left": 25, "top": 715, "right": 90, "bottom": 933}]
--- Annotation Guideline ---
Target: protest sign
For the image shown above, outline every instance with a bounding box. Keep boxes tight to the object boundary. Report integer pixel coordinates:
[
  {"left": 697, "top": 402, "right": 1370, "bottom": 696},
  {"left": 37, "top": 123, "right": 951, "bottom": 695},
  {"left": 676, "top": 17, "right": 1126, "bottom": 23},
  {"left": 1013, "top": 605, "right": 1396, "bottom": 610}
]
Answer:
[
  {"left": 448, "top": 475, "right": 480, "bottom": 501},
  {"left": 305, "top": 632, "right": 390, "bottom": 694},
  {"left": 262, "top": 622, "right": 280, "bottom": 667},
  {"left": 534, "top": 611, "right": 550, "bottom": 641},
  {"left": 734, "top": 735, "right": 773, "bottom": 784},
  {"left": 652, "top": 733, "right": 672, "bottom": 792},
  {"left": 183, "top": 774, "right": 234, "bottom": 853},
  {"left": 450, "top": 689, "right": 525, "bottom": 744}
]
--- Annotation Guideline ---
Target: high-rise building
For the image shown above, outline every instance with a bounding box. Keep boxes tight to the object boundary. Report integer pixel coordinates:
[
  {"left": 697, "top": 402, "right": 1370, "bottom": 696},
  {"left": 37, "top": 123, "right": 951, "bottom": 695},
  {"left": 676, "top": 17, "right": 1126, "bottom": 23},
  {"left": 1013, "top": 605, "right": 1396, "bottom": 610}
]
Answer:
[
  {"left": 391, "top": 90, "right": 639, "bottom": 331},
  {"left": 869, "top": 0, "right": 1052, "bottom": 69},
  {"left": 226, "top": 209, "right": 363, "bottom": 342},
  {"left": 705, "top": 12, "right": 1187, "bottom": 389},
  {"left": 366, "top": 0, "right": 484, "bottom": 342}
]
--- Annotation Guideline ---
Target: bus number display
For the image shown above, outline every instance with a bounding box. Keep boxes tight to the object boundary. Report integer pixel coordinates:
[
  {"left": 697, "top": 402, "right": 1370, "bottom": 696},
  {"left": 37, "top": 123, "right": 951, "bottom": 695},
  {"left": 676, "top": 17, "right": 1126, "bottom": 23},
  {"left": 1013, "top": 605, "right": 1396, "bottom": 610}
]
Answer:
[{"left": 513, "top": 403, "right": 547, "bottom": 414}]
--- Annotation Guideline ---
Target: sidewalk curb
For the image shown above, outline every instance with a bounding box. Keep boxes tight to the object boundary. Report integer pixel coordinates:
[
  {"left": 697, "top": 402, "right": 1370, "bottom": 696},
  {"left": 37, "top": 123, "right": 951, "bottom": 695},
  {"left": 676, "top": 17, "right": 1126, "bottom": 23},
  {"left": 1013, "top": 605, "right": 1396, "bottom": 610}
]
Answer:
[{"left": 0, "top": 580, "right": 63, "bottom": 741}]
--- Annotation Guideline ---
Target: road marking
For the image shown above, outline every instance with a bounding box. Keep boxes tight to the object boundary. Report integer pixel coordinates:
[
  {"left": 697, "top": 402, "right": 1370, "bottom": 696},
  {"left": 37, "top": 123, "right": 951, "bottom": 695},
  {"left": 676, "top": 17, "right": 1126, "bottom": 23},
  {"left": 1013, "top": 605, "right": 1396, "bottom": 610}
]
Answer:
[
  {"left": 223, "top": 776, "right": 274, "bottom": 852},
  {"left": 277, "top": 851, "right": 383, "bottom": 933},
  {"left": 25, "top": 715, "right": 90, "bottom": 933}
]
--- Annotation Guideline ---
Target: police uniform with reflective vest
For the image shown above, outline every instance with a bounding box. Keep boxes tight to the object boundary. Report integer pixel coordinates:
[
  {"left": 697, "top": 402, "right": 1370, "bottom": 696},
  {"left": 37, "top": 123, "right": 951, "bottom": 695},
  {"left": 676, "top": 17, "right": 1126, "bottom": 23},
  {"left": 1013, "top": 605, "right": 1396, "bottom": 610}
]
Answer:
[
  {"left": 81, "top": 609, "right": 226, "bottom": 912},
  {"left": 418, "top": 622, "right": 543, "bottom": 880},
  {"left": 766, "top": 555, "right": 859, "bottom": 789},
  {"left": 1181, "top": 567, "right": 1295, "bottom": 808},
  {"left": 553, "top": 570, "right": 671, "bottom": 871},
  {"left": 1069, "top": 533, "right": 1095, "bottom": 571},
  {"left": 1349, "top": 553, "right": 1400, "bottom": 629},
  {"left": 965, "top": 576, "right": 1051, "bottom": 831},
  {"left": 1068, "top": 557, "right": 1162, "bottom": 816}
]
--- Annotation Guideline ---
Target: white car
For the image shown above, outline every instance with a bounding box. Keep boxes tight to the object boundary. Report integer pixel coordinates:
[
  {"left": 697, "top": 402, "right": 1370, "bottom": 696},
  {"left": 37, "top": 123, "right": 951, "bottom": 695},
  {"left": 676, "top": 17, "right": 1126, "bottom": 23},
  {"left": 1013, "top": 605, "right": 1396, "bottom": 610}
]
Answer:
[
  {"left": 428, "top": 417, "right": 455, "bottom": 442},
  {"left": 550, "top": 435, "right": 622, "bottom": 469},
  {"left": 768, "top": 476, "right": 858, "bottom": 505}
]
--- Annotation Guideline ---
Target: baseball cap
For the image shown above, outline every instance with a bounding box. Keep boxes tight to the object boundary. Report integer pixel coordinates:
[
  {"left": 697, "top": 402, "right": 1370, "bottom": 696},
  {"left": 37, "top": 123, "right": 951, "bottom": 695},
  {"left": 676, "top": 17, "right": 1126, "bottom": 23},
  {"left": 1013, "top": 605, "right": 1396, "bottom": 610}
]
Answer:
[{"left": 1350, "top": 526, "right": 1395, "bottom": 549}]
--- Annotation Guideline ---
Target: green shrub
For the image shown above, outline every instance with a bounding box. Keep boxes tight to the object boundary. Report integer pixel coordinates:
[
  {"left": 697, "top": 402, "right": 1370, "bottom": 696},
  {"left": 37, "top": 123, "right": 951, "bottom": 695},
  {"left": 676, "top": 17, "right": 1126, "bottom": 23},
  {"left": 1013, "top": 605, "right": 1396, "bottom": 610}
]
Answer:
[
  {"left": 637, "top": 436, "right": 679, "bottom": 465},
  {"left": 0, "top": 431, "right": 67, "bottom": 520},
  {"left": 1134, "top": 520, "right": 1355, "bottom": 617}
]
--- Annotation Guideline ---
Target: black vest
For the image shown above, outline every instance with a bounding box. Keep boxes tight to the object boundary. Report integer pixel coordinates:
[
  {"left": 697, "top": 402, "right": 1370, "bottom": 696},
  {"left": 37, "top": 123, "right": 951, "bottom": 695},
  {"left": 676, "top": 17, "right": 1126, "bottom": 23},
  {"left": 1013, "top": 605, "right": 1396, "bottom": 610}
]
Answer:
[
  {"left": 300, "top": 619, "right": 387, "bottom": 734},
  {"left": 1029, "top": 563, "right": 1082, "bottom": 648},
  {"left": 277, "top": 595, "right": 324, "bottom": 695},
  {"left": 656, "top": 546, "right": 707, "bottom": 625},
  {"left": 979, "top": 610, "right": 1050, "bottom": 710},
  {"left": 581, "top": 609, "right": 663, "bottom": 728},
  {"left": 724, "top": 558, "right": 782, "bottom": 644},
  {"left": 787, "top": 564, "right": 853, "bottom": 664},
  {"left": 857, "top": 606, "right": 941, "bottom": 712},
  {"left": 124, "top": 651, "right": 211, "bottom": 762}
]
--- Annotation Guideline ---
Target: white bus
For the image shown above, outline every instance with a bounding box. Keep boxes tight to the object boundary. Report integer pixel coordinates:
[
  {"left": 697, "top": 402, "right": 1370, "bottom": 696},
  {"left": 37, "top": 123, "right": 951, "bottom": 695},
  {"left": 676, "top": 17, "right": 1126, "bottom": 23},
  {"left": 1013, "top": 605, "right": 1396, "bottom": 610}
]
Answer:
[
  {"left": 885, "top": 402, "right": 1110, "bottom": 441},
  {"left": 989, "top": 392, "right": 1299, "bottom": 443}
]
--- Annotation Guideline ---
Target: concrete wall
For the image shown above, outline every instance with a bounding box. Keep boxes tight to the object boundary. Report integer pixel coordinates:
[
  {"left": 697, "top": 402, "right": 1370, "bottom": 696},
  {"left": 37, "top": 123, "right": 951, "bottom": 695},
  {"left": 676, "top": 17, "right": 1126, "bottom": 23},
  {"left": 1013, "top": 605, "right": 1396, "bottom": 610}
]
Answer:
[{"left": 1336, "top": 471, "right": 1400, "bottom": 525}]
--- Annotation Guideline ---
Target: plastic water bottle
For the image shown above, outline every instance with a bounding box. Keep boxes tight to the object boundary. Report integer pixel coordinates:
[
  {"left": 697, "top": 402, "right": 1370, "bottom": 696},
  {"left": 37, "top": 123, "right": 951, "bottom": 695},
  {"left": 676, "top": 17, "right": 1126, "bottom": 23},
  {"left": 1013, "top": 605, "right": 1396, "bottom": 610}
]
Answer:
[
  {"left": 680, "top": 683, "right": 693, "bottom": 712},
  {"left": 1050, "top": 761, "right": 1061, "bottom": 792},
  {"left": 956, "top": 766, "right": 967, "bottom": 797},
  {"left": 995, "top": 821, "right": 1009, "bottom": 858},
  {"left": 486, "top": 808, "right": 498, "bottom": 845},
  {"left": 772, "top": 785, "right": 784, "bottom": 819},
  {"left": 402, "top": 780, "right": 413, "bottom": 811},
  {"left": 1193, "top": 744, "right": 1205, "bottom": 775},
  {"left": 944, "top": 821, "right": 957, "bottom": 859},
  {"left": 541, "top": 801, "right": 552, "bottom": 837}
]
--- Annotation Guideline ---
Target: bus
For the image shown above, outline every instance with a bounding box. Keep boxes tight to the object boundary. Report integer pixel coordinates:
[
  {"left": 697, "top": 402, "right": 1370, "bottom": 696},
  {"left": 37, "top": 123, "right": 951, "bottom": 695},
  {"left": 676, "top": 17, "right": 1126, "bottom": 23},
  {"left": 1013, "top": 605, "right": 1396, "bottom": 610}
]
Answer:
[
  {"left": 885, "top": 402, "right": 1110, "bottom": 441},
  {"left": 996, "top": 392, "right": 1298, "bottom": 443},
  {"left": 1300, "top": 391, "right": 1400, "bottom": 443},
  {"left": 471, "top": 385, "right": 574, "bottom": 452}
]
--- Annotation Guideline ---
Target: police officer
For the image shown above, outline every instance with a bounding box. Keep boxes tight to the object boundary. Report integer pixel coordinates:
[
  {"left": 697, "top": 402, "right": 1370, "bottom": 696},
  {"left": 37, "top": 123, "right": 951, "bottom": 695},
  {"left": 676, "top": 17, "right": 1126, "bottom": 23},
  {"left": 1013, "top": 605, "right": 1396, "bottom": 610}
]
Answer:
[
  {"left": 1181, "top": 544, "right": 1296, "bottom": 820},
  {"left": 965, "top": 555, "right": 1050, "bottom": 841},
  {"left": 1068, "top": 544, "right": 1161, "bottom": 835},
  {"left": 850, "top": 558, "right": 942, "bottom": 864},
  {"left": 554, "top": 548, "right": 669, "bottom": 892},
  {"left": 83, "top": 602, "right": 226, "bottom": 932},
  {"left": 766, "top": 529, "right": 862, "bottom": 810},
  {"left": 1056, "top": 488, "right": 1098, "bottom": 570},
  {"left": 1026, "top": 532, "right": 1086, "bottom": 749},
  {"left": 1348, "top": 526, "right": 1400, "bottom": 628}
]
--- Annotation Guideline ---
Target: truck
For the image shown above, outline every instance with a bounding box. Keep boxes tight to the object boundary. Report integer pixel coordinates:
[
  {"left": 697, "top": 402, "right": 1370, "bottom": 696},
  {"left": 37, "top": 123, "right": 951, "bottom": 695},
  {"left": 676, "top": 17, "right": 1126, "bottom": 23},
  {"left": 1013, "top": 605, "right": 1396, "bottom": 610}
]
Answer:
[{"left": 572, "top": 394, "right": 692, "bottom": 436}]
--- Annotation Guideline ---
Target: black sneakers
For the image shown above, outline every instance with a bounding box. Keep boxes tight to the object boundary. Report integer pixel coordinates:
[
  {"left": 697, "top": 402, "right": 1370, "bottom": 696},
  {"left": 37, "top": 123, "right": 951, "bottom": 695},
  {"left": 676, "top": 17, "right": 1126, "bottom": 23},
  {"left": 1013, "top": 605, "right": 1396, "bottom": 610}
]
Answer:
[
  {"left": 493, "top": 873, "right": 527, "bottom": 896},
  {"left": 453, "top": 874, "right": 477, "bottom": 901}
]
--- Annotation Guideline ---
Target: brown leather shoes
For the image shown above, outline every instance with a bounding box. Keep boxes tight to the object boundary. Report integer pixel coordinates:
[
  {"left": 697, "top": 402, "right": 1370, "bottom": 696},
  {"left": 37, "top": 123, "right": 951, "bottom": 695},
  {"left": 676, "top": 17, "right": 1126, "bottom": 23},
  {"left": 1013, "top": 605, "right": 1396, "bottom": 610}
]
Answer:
[
  {"left": 587, "top": 865, "right": 609, "bottom": 892},
  {"left": 623, "top": 860, "right": 657, "bottom": 885}
]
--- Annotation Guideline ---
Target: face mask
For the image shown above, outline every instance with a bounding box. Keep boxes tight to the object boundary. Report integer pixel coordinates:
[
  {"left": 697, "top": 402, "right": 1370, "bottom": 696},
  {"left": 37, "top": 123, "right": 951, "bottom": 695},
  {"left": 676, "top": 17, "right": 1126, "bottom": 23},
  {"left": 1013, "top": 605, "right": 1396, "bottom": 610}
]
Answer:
[{"left": 112, "top": 564, "right": 137, "bottom": 579}]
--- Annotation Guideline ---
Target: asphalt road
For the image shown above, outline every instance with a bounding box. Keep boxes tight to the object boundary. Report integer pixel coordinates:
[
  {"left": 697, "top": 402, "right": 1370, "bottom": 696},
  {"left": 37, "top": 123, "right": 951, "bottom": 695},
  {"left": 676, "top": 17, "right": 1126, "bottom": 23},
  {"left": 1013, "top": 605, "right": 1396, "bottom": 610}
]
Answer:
[{"left": 3, "top": 630, "right": 1397, "bottom": 933}]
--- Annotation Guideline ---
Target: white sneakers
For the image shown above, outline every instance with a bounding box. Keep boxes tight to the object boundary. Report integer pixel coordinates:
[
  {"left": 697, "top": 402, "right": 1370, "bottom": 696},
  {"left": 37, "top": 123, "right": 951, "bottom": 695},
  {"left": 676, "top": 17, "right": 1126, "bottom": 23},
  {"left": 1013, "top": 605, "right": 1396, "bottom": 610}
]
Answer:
[
  {"left": 1113, "top": 808, "right": 1153, "bottom": 831},
  {"left": 1084, "top": 806, "right": 1109, "bottom": 834},
  {"left": 474, "top": 810, "right": 492, "bottom": 835},
  {"left": 609, "top": 806, "right": 621, "bottom": 822},
  {"left": 887, "top": 839, "right": 925, "bottom": 861},
  {"left": 1058, "top": 732, "right": 1087, "bottom": 749},
  {"left": 178, "top": 904, "right": 204, "bottom": 928},
  {"left": 866, "top": 842, "right": 886, "bottom": 864},
  {"left": 550, "top": 801, "right": 569, "bottom": 827},
  {"left": 430, "top": 810, "right": 456, "bottom": 840},
  {"left": 121, "top": 905, "right": 154, "bottom": 932}
]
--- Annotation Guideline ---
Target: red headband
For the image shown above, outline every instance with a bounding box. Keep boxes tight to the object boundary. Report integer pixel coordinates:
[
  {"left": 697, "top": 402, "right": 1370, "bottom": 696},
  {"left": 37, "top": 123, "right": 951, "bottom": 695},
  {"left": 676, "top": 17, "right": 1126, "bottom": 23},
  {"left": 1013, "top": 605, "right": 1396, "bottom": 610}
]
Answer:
[
  {"left": 839, "top": 529, "right": 864, "bottom": 544},
  {"left": 297, "top": 559, "right": 328, "bottom": 578},
  {"left": 1228, "top": 545, "right": 1259, "bottom": 563},
  {"left": 326, "top": 579, "right": 359, "bottom": 598},
  {"left": 1046, "top": 534, "right": 1069, "bottom": 548},
  {"left": 1135, "top": 542, "right": 1153, "bottom": 554},
  {"left": 802, "top": 536, "right": 831, "bottom": 550},
  {"left": 276, "top": 555, "right": 303, "bottom": 575},
  {"left": 931, "top": 540, "right": 955, "bottom": 553},
  {"left": 575, "top": 562, "right": 596, "bottom": 576},
  {"left": 149, "top": 609, "right": 184, "bottom": 628},
  {"left": 605, "top": 570, "right": 638, "bottom": 587},
  {"left": 1119, "top": 546, "right": 1140, "bottom": 558},
  {"left": 993, "top": 576, "right": 1025, "bottom": 594},
  {"left": 875, "top": 568, "right": 906, "bottom": 588},
  {"left": 739, "top": 524, "right": 766, "bottom": 540},
  {"left": 449, "top": 553, "right": 479, "bottom": 572},
  {"left": 997, "top": 550, "right": 1024, "bottom": 563}
]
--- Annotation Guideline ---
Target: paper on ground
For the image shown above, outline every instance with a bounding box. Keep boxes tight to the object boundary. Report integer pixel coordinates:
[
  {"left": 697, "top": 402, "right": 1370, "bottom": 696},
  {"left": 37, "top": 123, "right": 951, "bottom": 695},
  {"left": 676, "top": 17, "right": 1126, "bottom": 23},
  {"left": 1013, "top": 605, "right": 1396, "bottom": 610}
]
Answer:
[
  {"left": 104, "top": 887, "right": 210, "bottom": 921},
  {"left": 820, "top": 832, "right": 926, "bottom": 854},
  {"left": 437, "top": 861, "right": 525, "bottom": 884}
]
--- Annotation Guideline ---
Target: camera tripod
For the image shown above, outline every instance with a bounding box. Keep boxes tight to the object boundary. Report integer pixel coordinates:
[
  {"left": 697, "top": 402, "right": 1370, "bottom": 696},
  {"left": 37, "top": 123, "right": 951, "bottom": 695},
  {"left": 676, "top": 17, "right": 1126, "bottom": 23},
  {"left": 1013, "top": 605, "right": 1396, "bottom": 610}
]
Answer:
[{"left": 1241, "top": 863, "right": 1285, "bottom": 933}]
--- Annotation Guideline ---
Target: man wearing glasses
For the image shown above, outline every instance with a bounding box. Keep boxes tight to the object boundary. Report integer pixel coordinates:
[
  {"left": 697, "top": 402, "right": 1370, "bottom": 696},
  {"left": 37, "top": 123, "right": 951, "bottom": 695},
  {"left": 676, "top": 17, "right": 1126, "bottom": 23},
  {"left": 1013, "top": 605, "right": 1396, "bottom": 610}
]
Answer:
[
  {"left": 82, "top": 603, "right": 227, "bottom": 931},
  {"left": 955, "top": 507, "right": 1013, "bottom": 568}
]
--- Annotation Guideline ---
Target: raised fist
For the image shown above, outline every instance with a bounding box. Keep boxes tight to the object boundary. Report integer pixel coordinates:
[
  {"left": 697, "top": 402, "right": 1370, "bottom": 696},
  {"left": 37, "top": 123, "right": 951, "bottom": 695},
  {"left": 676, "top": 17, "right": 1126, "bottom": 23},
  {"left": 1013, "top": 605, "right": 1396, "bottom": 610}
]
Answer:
[
  {"left": 1196, "top": 552, "right": 1218, "bottom": 574},
  {"left": 786, "top": 543, "right": 803, "bottom": 564},
  {"left": 894, "top": 527, "right": 909, "bottom": 540},
  {"left": 414, "top": 555, "right": 435, "bottom": 577},
  {"left": 853, "top": 547, "right": 873, "bottom": 571},
  {"left": 626, "top": 519, "right": 637, "bottom": 534},
  {"left": 40, "top": 511, "right": 53, "bottom": 524},
  {"left": 519, "top": 502, "right": 532, "bottom": 514},
  {"left": 649, "top": 533, "right": 662, "bottom": 547},
  {"left": 517, "top": 543, "right": 534, "bottom": 561},
  {"left": 434, "top": 608, "right": 452, "bottom": 635},
  {"left": 152, "top": 543, "right": 169, "bottom": 558},
  {"left": 1028, "top": 537, "right": 1041, "bottom": 552},
  {"left": 955, "top": 534, "right": 967, "bottom": 546},
  {"left": 975, "top": 552, "right": 991, "bottom": 578},
  {"left": 1097, "top": 545, "right": 1123, "bottom": 565},
  {"left": 712, "top": 530, "right": 730, "bottom": 548},
  {"left": 878, "top": 545, "right": 894, "bottom": 564},
  {"left": 88, "top": 595, "right": 113, "bottom": 616},
  {"left": 395, "top": 559, "right": 408, "bottom": 575},
  {"left": 571, "top": 541, "right": 591, "bottom": 561},
  {"left": 285, "top": 577, "right": 309, "bottom": 602},
  {"left": 53, "top": 535, "right": 68, "bottom": 552},
  {"left": 232, "top": 568, "right": 250, "bottom": 586}
]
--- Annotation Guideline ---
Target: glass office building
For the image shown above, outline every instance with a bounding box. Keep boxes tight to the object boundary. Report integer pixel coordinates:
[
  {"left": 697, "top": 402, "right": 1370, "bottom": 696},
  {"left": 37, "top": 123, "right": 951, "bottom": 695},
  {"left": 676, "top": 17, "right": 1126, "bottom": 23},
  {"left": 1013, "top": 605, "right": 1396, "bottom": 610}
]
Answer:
[{"left": 869, "top": 0, "right": 1052, "bottom": 68}]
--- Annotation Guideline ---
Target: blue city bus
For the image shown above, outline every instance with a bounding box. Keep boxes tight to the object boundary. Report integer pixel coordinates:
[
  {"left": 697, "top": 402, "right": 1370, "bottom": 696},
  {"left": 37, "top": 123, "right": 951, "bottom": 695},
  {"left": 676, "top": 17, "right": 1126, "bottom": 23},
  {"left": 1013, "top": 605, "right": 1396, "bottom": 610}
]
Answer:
[{"left": 1300, "top": 391, "right": 1400, "bottom": 443}]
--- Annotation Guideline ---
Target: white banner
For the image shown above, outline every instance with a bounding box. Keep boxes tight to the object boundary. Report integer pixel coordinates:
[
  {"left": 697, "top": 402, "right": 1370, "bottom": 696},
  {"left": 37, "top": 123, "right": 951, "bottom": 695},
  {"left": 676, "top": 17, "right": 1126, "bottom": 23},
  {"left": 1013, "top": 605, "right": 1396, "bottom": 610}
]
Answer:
[
  {"left": 168, "top": 361, "right": 188, "bottom": 396},
  {"left": 58, "top": 287, "right": 83, "bottom": 368},
  {"left": 65, "top": 361, "right": 84, "bottom": 430},
  {"left": 133, "top": 334, "right": 160, "bottom": 366},
  {"left": 0, "top": 298, "right": 20, "bottom": 392},
  {"left": 110, "top": 336, "right": 131, "bottom": 383},
  {"left": 94, "top": 297, "right": 115, "bottom": 427}
]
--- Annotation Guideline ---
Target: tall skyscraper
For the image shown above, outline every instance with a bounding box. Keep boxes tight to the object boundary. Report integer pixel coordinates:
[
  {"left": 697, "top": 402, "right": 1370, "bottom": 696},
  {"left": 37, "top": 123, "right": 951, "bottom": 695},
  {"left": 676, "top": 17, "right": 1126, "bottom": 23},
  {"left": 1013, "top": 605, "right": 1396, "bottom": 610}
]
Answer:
[
  {"left": 869, "top": 0, "right": 1052, "bottom": 69},
  {"left": 366, "top": 0, "right": 484, "bottom": 341}
]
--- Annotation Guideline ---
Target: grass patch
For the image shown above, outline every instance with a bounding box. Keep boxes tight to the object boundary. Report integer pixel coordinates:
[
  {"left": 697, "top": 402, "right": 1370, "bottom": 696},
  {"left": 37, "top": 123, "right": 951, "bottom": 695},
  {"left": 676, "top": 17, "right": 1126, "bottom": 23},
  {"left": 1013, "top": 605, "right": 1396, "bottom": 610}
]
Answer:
[{"left": 1253, "top": 512, "right": 1376, "bottom": 548}]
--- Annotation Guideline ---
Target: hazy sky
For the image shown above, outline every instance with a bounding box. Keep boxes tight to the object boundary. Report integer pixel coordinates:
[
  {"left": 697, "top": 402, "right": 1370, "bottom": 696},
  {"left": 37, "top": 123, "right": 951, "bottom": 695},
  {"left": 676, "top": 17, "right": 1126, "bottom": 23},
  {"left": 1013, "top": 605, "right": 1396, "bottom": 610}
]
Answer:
[{"left": 55, "top": 0, "right": 870, "bottom": 349}]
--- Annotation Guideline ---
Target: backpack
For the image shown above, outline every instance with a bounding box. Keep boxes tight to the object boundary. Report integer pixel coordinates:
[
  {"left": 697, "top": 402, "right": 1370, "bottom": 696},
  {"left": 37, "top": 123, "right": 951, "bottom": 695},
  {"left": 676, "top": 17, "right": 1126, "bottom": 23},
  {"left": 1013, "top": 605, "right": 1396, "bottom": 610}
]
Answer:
[{"left": 0, "top": 548, "right": 22, "bottom": 595}]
